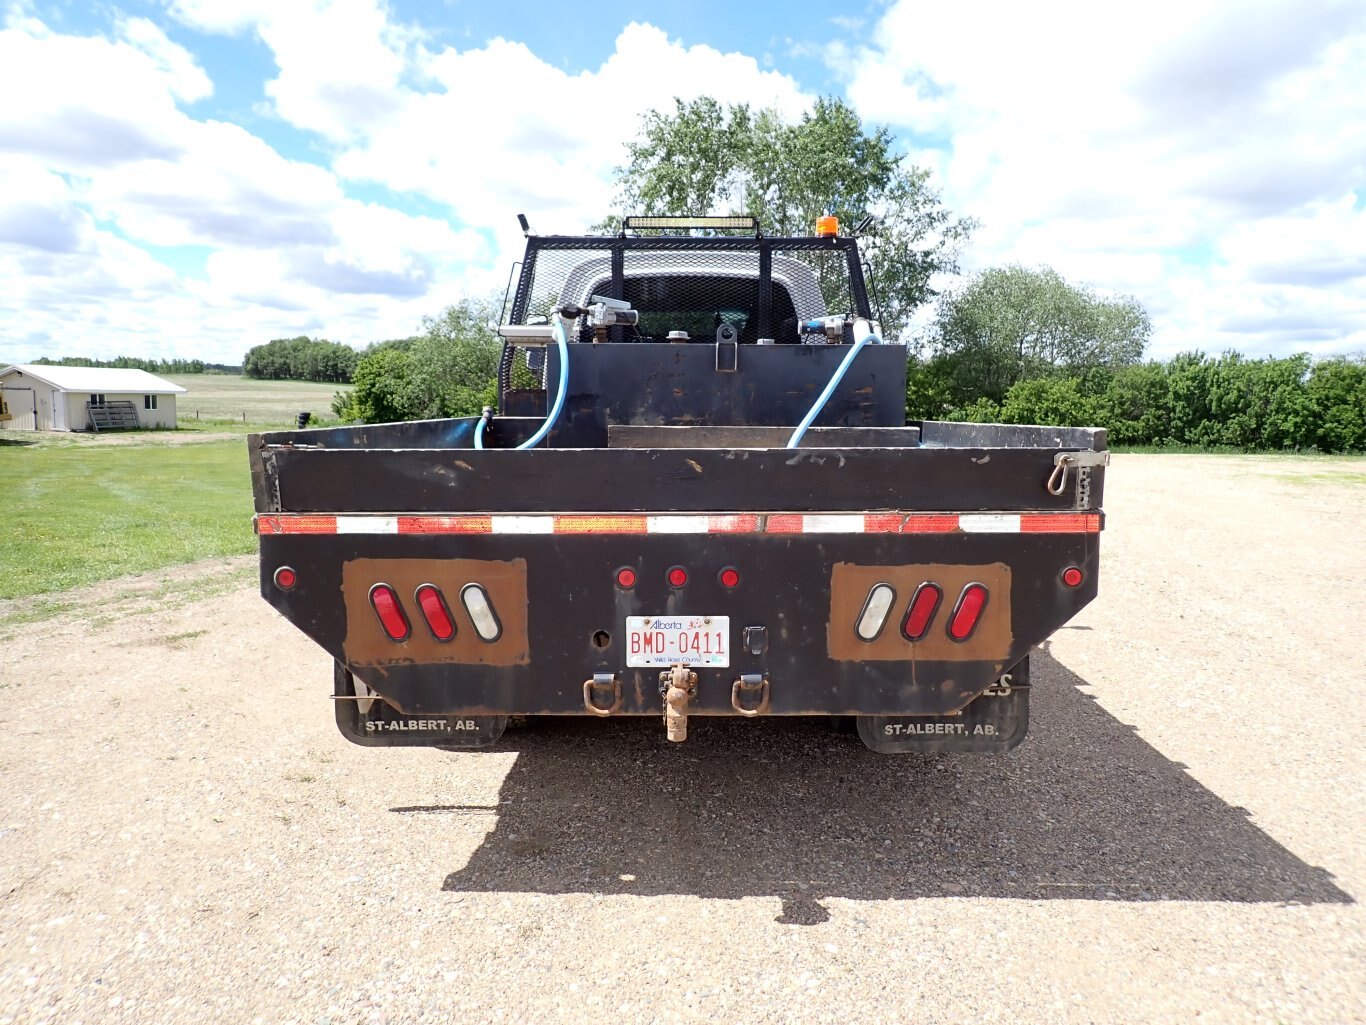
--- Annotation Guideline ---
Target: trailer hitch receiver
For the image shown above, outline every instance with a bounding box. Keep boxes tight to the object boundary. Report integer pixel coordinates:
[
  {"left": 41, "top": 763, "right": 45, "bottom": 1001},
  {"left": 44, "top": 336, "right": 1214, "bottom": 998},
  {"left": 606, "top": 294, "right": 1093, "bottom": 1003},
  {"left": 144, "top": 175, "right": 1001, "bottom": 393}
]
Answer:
[{"left": 660, "top": 664, "right": 698, "bottom": 742}]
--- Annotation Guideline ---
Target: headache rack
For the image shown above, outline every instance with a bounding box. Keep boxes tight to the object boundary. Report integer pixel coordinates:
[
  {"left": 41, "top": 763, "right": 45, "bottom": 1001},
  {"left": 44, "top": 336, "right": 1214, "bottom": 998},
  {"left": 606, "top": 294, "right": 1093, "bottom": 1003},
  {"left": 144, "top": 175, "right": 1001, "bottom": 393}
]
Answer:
[{"left": 499, "top": 233, "right": 876, "bottom": 399}]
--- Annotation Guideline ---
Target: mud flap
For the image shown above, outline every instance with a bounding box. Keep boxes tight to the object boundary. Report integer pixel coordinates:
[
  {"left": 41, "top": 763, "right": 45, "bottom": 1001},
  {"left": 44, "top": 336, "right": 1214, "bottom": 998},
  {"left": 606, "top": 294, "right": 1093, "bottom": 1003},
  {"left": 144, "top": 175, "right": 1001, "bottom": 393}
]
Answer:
[
  {"left": 332, "top": 661, "right": 507, "bottom": 749},
  {"left": 856, "top": 659, "right": 1030, "bottom": 755}
]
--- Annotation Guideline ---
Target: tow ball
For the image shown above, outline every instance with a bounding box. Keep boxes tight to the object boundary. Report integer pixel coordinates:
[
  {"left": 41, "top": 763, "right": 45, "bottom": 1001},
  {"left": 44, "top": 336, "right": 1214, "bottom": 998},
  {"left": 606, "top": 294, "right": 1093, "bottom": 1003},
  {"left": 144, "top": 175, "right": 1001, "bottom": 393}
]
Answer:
[{"left": 659, "top": 664, "right": 698, "bottom": 742}]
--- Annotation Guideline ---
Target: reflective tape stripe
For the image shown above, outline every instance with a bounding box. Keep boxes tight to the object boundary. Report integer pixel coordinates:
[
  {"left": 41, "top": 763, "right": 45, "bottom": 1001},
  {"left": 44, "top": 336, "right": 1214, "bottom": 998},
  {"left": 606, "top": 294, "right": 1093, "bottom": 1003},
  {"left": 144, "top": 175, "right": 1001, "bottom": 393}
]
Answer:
[
  {"left": 255, "top": 514, "right": 337, "bottom": 534},
  {"left": 646, "top": 515, "right": 712, "bottom": 533},
  {"left": 336, "top": 515, "right": 398, "bottom": 534},
  {"left": 802, "top": 514, "right": 866, "bottom": 533},
  {"left": 958, "top": 514, "right": 1022, "bottom": 533},
  {"left": 1020, "top": 513, "right": 1102, "bottom": 532},
  {"left": 555, "top": 515, "right": 649, "bottom": 534},
  {"left": 490, "top": 516, "right": 555, "bottom": 534},
  {"left": 254, "top": 511, "right": 1104, "bottom": 535},
  {"left": 398, "top": 515, "right": 491, "bottom": 534},
  {"left": 896, "top": 515, "right": 960, "bottom": 533}
]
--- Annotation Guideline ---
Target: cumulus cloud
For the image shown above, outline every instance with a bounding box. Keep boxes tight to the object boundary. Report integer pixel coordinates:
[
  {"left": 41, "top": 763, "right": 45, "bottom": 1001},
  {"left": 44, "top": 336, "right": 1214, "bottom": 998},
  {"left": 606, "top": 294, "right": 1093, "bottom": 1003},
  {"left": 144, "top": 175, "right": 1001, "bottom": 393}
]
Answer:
[
  {"left": 837, "top": 0, "right": 1366, "bottom": 356},
  {"left": 4, "top": 1, "right": 1359, "bottom": 363}
]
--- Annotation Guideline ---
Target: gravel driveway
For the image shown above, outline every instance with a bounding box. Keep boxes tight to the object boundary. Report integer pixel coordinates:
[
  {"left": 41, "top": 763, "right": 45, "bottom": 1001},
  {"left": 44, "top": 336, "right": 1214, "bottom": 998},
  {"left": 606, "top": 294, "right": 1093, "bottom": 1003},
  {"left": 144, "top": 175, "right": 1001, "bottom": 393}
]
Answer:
[{"left": 2, "top": 454, "right": 1363, "bottom": 1024}]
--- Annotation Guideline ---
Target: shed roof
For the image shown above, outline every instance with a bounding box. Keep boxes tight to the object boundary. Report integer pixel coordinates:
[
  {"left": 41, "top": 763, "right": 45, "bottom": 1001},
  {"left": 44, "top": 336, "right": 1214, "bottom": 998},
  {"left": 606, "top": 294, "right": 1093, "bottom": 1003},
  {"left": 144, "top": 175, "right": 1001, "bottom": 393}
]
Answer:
[{"left": 0, "top": 365, "right": 188, "bottom": 394}]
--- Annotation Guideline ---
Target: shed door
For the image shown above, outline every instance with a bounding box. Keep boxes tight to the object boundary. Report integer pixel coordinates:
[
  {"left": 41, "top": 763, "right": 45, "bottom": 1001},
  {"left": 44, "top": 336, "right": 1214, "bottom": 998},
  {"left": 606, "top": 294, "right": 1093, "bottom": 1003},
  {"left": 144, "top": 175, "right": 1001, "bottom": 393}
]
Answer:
[{"left": 52, "top": 394, "right": 67, "bottom": 431}]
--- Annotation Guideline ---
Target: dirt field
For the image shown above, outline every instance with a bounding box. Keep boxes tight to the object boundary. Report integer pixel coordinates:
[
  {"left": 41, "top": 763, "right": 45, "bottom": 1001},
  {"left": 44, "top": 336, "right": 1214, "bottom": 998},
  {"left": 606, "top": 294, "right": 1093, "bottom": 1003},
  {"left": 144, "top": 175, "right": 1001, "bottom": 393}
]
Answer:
[{"left": 2, "top": 454, "right": 1363, "bottom": 1024}]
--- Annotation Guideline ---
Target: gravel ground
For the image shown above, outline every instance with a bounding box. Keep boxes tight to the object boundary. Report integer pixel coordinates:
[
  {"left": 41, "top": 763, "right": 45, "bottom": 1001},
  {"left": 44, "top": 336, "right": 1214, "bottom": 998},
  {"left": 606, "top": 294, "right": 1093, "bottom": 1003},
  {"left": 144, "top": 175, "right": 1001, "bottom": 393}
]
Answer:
[{"left": 1, "top": 454, "right": 1363, "bottom": 1024}]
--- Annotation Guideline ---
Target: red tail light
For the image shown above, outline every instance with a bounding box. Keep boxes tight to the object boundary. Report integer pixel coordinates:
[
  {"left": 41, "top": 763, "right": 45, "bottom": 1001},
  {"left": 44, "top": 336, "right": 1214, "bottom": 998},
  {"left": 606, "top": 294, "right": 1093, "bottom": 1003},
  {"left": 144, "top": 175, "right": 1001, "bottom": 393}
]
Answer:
[
  {"left": 718, "top": 567, "right": 740, "bottom": 589},
  {"left": 1062, "top": 566, "right": 1084, "bottom": 587},
  {"left": 615, "top": 566, "right": 637, "bottom": 589},
  {"left": 273, "top": 566, "right": 297, "bottom": 590},
  {"left": 947, "top": 583, "right": 988, "bottom": 642},
  {"left": 369, "top": 583, "right": 410, "bottom": 641},
  {"left": 667, "top": 566, "right": 688, "bottom": 587},
  {"left": 901, "top": 582, "right": 942, "bottom": 641},
  {"left": 415, "top": 584, "right": 456, "bottom": 641}
]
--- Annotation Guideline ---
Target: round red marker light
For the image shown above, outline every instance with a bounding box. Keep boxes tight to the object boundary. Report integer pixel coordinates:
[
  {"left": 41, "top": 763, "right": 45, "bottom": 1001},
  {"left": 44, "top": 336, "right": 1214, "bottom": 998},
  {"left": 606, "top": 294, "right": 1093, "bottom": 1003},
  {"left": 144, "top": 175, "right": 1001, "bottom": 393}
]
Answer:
[
  {"left": 1062, "top": 567, "right": 1084, "bottom": 588},
  {"left": 274, "top": 566, "right": 297, "bottom": 590},
  {"left": 616, "top": 567, "right": 637, "bottom": 589},
  {"left": 667, "top": 566, "right": 688, "bottom": 587},
  {"left": 718, "top": 567, "right": 740, "bottom": 589}
]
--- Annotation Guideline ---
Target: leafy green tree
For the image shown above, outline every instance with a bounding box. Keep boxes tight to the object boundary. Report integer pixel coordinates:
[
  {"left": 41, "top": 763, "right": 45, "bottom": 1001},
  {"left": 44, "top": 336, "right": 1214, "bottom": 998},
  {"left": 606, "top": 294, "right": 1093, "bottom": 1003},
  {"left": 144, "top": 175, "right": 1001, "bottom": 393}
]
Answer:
[
  {"left": 1307, "top": 356, "right": 1366, "bottom": 452},
  {"left": 604, "top": 96, "right": 972, "bottom": 338},
  {"left": 1000, "top": 377, "right": 1100, "bottom": 427},
  {"left": 340, "top": 347, "right": 415, "bottom": 423},
  {"left": 404, "top": 300, "right": 502, "bottom": 419},
  {"left": 931, "top": 265, "right": 1149, "bottom": 404},
  {"left": 335, "top": 300, "right": 502, "bottom": 423},
  {"left": 243, "top": 337, "right": 358, "bottom": 382},
  {"left": 1093, "top": 362, "right": 1171, "bottom": 444},
  {"left": 904, "top": 354, "right": 959, "bottom": 421}
]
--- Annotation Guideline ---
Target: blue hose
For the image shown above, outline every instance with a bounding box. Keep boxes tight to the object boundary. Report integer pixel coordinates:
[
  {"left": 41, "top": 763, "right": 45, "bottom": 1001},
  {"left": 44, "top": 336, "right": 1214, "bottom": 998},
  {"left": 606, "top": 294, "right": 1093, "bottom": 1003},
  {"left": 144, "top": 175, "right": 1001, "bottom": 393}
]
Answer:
[
  {"left": 786, "top": 330, "right": 881, "bottom": 449},
  {"left": 473, "top": 407, "right": 490, "bottom": 449},
  {"left": 516, "top": 317, "right": 570, "bottom": 450}
]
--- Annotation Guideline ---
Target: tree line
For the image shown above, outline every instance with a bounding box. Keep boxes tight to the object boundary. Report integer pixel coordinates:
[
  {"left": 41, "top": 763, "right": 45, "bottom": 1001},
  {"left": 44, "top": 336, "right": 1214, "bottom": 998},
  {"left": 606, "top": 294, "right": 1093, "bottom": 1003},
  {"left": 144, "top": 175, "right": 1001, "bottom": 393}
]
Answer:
[
  {"left": 911, "top": 351, "right": 1366, "bottom": 453},
  {"left": 242, "top": 337, "right": 358, "bottom": 382},
  {"left": 30, "top": 356, "right": 229, "bottom": 374}
]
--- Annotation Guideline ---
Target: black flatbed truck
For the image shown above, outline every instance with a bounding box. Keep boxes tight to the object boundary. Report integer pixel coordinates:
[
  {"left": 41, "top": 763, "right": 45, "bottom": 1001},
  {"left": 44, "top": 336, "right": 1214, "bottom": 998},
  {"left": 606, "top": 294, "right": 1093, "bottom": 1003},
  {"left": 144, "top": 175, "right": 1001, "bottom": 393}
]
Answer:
[{"left": 249, "top": 220, "right": 1107, "bottom": 754}]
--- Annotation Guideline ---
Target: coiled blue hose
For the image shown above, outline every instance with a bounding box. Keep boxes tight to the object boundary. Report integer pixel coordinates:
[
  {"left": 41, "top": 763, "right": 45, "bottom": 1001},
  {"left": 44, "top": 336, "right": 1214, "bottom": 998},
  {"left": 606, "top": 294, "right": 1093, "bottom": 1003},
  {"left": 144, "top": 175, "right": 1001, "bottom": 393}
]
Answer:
[{"left": 786, "top": 329, "right": 881, "bottom": 448}]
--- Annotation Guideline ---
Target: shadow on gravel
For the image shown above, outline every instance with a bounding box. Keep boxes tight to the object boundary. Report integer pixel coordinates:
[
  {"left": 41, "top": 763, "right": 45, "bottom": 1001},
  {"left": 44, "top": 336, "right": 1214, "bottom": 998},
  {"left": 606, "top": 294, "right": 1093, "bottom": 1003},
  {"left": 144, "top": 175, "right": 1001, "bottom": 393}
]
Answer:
[{"left": 424, "top": 651, "right": 1351, "bottom": 923}]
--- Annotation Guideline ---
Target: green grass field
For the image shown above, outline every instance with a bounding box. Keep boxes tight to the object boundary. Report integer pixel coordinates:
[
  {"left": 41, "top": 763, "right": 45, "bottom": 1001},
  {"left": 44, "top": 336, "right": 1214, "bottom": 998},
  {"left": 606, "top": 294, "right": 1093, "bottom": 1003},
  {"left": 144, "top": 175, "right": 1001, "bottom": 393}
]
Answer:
[
  {"left": 168, "top": 374, "right": 348, "bottom": 428},
  {"left": 0, "top": 438, "right": 254, "bottom": 601}
]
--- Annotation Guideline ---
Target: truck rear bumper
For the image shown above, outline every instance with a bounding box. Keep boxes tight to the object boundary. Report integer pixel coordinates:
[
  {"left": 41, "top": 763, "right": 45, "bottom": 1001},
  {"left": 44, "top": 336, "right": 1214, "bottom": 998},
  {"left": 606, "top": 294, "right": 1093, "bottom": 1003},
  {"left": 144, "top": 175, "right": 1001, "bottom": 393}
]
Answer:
[{"left": 258, "top": 509, "right": 1097, "bottom": 720}]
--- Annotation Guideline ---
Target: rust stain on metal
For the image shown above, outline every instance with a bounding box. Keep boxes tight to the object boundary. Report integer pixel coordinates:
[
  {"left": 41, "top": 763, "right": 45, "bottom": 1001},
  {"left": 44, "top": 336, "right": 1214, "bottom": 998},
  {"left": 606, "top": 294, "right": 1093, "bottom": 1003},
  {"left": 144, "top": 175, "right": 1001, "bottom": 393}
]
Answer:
[
  {"left": 342, "top": 558, "right": 530, "bottom": 668},
  {"left": 827, "top": 562, "right": 1013, "bottom": 662}
]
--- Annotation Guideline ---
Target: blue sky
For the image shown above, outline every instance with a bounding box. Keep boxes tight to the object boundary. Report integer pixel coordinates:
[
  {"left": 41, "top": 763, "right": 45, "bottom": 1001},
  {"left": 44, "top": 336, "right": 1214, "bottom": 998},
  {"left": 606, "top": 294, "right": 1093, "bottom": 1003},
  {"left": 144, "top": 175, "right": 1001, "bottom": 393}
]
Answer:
[{"left": 1, "top": 0, "right": 1363, "bottom": 365}]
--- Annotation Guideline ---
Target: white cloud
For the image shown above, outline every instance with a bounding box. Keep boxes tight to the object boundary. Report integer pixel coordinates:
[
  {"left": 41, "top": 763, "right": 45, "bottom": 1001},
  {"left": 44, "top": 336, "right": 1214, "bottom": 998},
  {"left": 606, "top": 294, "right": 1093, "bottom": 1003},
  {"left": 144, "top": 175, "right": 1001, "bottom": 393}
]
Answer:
[
  {"left": 839, "top": 0, "right": 1366, "bottom": 357},
  {"left": 0, "top": 12, "right": 494, "bottom": 363}
]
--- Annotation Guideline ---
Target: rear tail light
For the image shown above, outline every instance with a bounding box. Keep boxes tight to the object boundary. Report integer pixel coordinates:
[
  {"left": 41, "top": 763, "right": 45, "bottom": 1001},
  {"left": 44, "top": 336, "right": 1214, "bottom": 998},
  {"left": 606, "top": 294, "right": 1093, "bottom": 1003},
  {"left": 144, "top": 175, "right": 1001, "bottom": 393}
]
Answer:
[
  {"left": 415, "top": 584, "right": 456, "bottom": 641},
  {"left": 901, "top": 582, "right": 942, "bottom": 641},
  {"left": 1062, "top": 566, "right": 1084, "bottom": 587},
  {"left": 718, "top": 566, "right": 740, "bottom": 589},
  {"left": 855, "top": 583, "right": 897, "bottom": 642},
  {"left": 667, "top": 566, "right": 688, "bottom": 588},
  {"left": 273, "top": 566, "right": 297, "bottom": 590},
  {"left": 947, "top": 583, "right": 988, "bottom": 642},
  {"left": 461, "top": 584, "right": 502, "bottom": 642},
  {"left": 615, "top": 566, "right": 637, "bottom": 589},
  {"left": 369, "top": 583, "right": 410, "bottom": 641}
]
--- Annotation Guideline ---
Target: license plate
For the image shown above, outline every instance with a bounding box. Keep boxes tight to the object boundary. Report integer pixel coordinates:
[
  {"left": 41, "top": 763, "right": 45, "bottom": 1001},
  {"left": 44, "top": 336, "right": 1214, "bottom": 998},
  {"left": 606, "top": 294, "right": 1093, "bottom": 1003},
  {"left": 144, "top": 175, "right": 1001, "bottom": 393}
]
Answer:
[{"left": 626, "top": 616, "right": 730, "bottom": 668}]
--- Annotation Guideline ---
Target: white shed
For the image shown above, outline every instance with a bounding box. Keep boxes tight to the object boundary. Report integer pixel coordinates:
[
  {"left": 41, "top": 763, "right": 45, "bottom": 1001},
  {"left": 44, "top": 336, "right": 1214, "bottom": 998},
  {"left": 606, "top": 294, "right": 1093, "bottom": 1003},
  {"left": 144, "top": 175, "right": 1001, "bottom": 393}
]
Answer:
[{"left": 0, "top": 365, "right": 188, "bottom": 431}]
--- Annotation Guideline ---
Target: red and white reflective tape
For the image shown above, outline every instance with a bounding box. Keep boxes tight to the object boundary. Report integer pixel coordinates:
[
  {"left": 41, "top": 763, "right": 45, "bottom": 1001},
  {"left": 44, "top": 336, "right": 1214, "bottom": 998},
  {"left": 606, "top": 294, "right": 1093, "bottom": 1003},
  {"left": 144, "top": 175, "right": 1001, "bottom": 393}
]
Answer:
[{"left": 255, "top": 512, "right": 1101, "bottom": 536}]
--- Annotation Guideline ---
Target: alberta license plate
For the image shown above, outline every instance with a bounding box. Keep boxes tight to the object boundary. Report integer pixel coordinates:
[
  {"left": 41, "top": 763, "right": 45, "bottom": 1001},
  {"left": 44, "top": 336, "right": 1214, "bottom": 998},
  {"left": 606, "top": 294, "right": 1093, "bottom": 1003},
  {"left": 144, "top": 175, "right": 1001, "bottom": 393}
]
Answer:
[{"left": 626, "top": 616, "right": 730, "bottom": 668}]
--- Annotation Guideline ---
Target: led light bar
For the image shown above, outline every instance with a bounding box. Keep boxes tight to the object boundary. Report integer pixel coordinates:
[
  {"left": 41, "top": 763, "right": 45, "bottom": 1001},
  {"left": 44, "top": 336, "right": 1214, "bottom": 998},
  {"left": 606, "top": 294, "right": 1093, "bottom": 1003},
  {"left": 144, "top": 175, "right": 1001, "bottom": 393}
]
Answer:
[{"left": 623, "top": 215, "right": 759, "bottom": 231}]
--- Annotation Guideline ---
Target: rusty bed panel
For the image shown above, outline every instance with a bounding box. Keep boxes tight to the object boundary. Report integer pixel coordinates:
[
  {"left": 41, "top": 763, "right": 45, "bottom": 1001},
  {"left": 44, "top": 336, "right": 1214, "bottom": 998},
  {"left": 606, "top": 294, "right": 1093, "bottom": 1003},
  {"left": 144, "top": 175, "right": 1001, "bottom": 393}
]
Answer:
[
  {"left": 827, "top": 562, "right": 1013, "bottom": 662},
  {"left": 341, "top": 558, "right": 530, "bottom": 668}
]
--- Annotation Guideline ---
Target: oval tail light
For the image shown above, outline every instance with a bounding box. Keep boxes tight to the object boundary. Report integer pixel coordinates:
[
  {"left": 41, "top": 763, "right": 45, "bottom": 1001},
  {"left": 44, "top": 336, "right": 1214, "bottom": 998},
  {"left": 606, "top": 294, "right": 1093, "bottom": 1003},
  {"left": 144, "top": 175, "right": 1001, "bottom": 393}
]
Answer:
[
  {"left": 947, "top": 583, "right": 989, "bottom": 642},
  {"left": 855, "top": 583, "right": 897, "bottom": 642},
  {"left": 901, "top": 582, "right": 942, "bottom": 641},
  {"left": 461, "top": 584, "right": 502, "bottom": 642},
  {"left": 415, "top": 584, "right": 456, "bottom": 641},
  {"left": 369, "top": 583, "right": 411, "bottom": 641}
]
